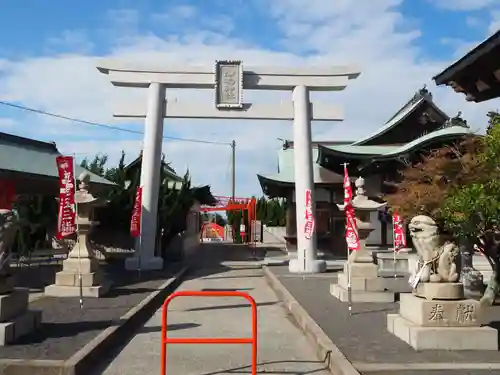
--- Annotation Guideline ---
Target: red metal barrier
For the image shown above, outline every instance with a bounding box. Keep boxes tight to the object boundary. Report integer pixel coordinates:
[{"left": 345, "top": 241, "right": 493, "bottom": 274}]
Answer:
[{"left": 161, "top": 290, "right": 258, "bottom": 375}]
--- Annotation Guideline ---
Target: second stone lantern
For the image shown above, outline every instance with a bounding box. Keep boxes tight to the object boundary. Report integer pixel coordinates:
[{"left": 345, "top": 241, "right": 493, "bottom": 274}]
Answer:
[{"left": 330, "top": 177, "right": 396, "bottom": 303}]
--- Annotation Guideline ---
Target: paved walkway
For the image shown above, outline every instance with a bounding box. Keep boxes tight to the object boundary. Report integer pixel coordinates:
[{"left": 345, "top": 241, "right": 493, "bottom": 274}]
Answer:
[{"left": 93, "top": 245, "right": 329, "bottom": 375}]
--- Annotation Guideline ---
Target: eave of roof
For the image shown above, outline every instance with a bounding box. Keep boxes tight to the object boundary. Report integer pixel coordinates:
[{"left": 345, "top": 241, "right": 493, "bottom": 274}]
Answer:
[
  {"left": 125, "top": 153, "right": 183, "bottom": 181},
  {"left": 433, "top": 30, "right": 500, "bottom": 85},
  {"left": 0, "top": 132, "right": 114, "bottom": 186}
]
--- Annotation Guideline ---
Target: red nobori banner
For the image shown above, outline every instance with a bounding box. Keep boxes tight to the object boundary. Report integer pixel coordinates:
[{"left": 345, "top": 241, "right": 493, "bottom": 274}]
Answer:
[
  {"left": 392, "top": 211, "right": 407, "bottom": 251},
  {"left": 343, "top": 164, "right": 360, "bottom": 251},
  {"left": 56, "top": 156, "right": 76, "bottom": 239},
  {"left": 304, "top": 189, "right": 315, "bottom": 240},
  {"left": 130, "top": 186, "right": 142, "bottom": 237},
  {"left": 0, "top": 180, "right": 15, "bottom": 210}
]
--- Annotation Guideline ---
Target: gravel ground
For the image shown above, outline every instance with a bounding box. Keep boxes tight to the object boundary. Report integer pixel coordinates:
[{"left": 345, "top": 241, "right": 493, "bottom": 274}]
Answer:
[
  {"left": 270, "top": 265, "right": 500, "bottom": 364},
  {"left": 0, "top": 263, "right": 183, "bottom": 360}
]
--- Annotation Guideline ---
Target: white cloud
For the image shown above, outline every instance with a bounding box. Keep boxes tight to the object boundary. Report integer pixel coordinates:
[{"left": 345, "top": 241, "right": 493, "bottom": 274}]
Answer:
[{"left": 0, "top": 0, "right": 497, "bottom": 199}]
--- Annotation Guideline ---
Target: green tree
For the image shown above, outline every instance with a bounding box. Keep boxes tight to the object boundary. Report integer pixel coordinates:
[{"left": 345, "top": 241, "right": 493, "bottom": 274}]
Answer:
[{"left": 256, "top": 197, "right": 267, "bottom": 221}]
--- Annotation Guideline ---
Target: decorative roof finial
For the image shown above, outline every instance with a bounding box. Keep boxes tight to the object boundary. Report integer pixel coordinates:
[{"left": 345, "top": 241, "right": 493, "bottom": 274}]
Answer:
[
  {"left": 419, "top": 84, "right": 432, "bottom": 100},
  {"left": 410, "top": 84, "right": 432, "bottom": 104},
  {"left": 441, "top": 111, "right": 469, "bottom": 129},
  {"left": 451, "top": 111, "right": 469, "bottom": 128}
]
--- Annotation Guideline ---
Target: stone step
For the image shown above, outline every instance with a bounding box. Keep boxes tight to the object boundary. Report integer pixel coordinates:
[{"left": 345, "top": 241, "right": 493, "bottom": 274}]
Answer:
[{"left": 330, "top": 283, "right": 395, "bottom": 303}]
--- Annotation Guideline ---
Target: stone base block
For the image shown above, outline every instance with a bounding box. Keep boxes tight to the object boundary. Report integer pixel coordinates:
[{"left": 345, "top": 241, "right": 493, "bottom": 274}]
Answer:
[
  {"left": 399, "top": 293, "right": 484, "bottom": 327},
  {"left": 344, "top": 262, "right": 378, "bottom": 278},
  {"left": 44, "top": 281, "right": 110, "bottom": 298},
  {"left": 55, "top": 271, "right": 102, "bottom": 287},
  {"left": 0, "top": 289, "right": 28, "bottom": 322},
  {"left": 125, "top": 256, "right": 163, "bottom": 271},
  {"left": 330, "top": 283, "right": 395, "bottom": 303},
  {"left": 62, "top": 257, "right": 98, "bottom": 274},
  {"left": 414, "top": 282, "right": 464, "bottom": 300},
  {"left": 0, "top": 310, "right": 42, "bottom": 345},
  {"left": 376, "top": 252, "right": 410, "bottom": 275},
  {"left": 288, "top": 258, "right": 327, "bottom": 274},
  {"left": 0, "top": 276, "right": 15, "bottom": 294},
  {"left": 387, "top": 313, "right": 498, "bottom": 350},
  {"left": 337, "top": 272, "right": 386, "bottom": 292}
]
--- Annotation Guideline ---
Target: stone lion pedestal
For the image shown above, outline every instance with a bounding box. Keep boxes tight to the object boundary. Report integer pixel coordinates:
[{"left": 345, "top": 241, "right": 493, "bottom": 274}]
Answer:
[
  {"left": 45, "top": 173, "right": 110, "bottom": 298},
  {"left": 0, "top": 209, "right": 42, "bottom": 345},
  {"left": 330, "top": 177, "right": 395, "bottom": 303},
  {"left": 387, "top": 215, "right": 497, "bottom": 350}
]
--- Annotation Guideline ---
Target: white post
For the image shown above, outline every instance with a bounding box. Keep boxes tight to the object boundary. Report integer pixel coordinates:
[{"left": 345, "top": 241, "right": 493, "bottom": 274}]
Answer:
[
  {"left": 125, "top": 82, "right": 165, "bottom": 271},
  {"left": 288, "top": 85, "right": 326, "bottom": 273}
]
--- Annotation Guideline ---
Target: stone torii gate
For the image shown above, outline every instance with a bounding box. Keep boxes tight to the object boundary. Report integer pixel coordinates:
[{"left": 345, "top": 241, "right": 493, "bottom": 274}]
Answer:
[{"left": 96, "top": 60, "right": 360, "bottom": 274}]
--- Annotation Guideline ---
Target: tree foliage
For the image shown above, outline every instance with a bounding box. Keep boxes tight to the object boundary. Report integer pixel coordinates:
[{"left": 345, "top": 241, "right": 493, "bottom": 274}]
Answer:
[
  {"left": 384, "top": 135, "right": 483, "bottom": 224},
  {"left": 255, "top": 197, "right": 287, "bottom": 227},
  {"left": 81, "top": 152, "right": 216, "bottom": 259}
]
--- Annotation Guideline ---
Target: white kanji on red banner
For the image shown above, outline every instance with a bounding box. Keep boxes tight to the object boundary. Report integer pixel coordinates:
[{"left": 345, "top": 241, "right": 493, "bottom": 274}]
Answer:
[
  {"left": 343, "top": 164, "right": 360, "bottom": 251},
  {"left": 56, "top": 156, "right": 76, "bottom": 239},
  {"left": 392, "top": 211, "right": 406, "bottom": 251},
  {"left": 130, "top": 186, "right": 143, "bottom": 237},
  {"left": 304, "top": 189, "right": 315, "bottom": 240}
]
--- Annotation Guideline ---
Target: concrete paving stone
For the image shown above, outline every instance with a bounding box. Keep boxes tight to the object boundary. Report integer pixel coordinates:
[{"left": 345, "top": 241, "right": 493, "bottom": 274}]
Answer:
[{"left": 92, "top": 261, "right": 330, "bottom": 375}]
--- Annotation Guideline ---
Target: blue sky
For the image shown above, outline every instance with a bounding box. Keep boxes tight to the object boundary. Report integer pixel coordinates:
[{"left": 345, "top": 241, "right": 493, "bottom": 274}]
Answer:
[{"left": 0, "top": 0, "right": 498, "bottom": 197}]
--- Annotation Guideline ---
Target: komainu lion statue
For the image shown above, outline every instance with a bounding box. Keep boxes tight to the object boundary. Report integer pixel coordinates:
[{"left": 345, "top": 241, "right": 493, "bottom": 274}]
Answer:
[{"left": 409, "top": 215, "right": 459, "bottom": 283}]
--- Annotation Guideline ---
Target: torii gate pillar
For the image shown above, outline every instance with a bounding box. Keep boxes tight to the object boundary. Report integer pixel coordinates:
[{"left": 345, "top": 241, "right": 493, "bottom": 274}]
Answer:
[
  {"left": 96, "top": 60, "right": 360, "bottom": 273},
  {"left": 125, "top": 83, "right": 165, "bottom": 271},
  {"left": 288, "top": 85, "right": 325, "bottom": 273}
]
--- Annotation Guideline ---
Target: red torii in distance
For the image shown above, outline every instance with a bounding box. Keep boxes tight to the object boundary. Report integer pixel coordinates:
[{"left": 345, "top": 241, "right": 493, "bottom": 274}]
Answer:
[{"left": 200, "top": 196, "right": 256, "bottom": 243}]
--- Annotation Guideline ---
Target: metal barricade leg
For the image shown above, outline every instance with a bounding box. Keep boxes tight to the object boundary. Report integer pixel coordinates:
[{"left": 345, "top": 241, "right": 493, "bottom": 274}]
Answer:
[{"left": 161, "top": 290, "right": 258, "bottom": 375}]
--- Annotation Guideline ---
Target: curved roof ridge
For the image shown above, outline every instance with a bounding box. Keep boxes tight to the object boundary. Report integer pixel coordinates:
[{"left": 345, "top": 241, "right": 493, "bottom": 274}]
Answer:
[
  {"left": 373, "top": 125, "right": 472, "bottom": 159},
  {"left": 320, "top": 125, "right": 472, "bottom": 158}
]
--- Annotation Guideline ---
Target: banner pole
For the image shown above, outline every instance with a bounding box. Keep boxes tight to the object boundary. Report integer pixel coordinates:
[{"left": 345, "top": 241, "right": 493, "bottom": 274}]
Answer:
[
  {"left": 72, "top": 154, "right": 84, "bottom": 310},
  {"left": 347, "top": 217, "right": 352, "bottom": 316},
  {"left": 342, "top": 162, "right": 352, "bottom": 316},
  {"left": 393, "top": 214, "right": 397, "bottom": 279}
]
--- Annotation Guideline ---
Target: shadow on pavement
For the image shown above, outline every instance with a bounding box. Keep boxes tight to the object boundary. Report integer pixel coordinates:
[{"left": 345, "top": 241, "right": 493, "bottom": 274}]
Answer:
[
  {"left": 185, "top": 301, "right": 277, "bottom": 312},
  {"left": 138, "top": 322, "right": 201, "bottom": 334},
  {"left": 199, "top": 357, "right": 329, "bottom": 375}
]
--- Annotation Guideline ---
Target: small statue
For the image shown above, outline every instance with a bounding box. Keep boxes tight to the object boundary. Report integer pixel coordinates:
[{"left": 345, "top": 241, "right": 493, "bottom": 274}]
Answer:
[{"left": 409, "top": 215, "right": 459, "bottom": 284}]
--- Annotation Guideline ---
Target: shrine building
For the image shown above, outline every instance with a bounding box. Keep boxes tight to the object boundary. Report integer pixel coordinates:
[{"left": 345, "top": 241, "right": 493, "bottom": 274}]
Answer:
[{"left": 257, "top": 87, "right": 472, "bottom": 257}]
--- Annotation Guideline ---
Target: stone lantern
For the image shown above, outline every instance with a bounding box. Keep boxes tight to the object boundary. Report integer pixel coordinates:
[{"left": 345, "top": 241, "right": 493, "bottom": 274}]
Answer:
[
  {"left": 45, "top": 172, "right": 110, "bottom": 297},
  {"left": 330, "top": 177, "right": 395, "bottom": 303}
]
